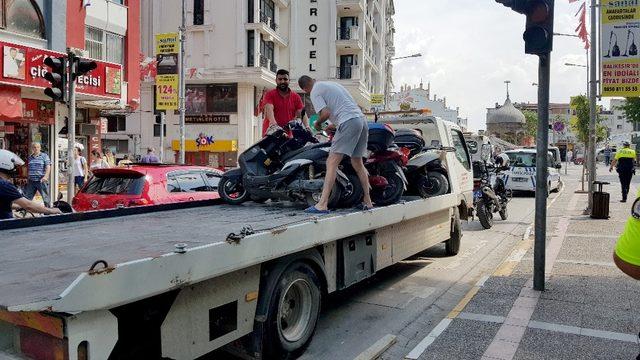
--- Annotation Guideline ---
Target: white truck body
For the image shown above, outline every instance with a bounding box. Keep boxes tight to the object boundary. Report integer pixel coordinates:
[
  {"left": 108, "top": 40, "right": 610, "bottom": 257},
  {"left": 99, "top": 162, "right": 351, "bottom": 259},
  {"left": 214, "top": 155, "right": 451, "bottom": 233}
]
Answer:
[{"left": 0, "top": 117, "right": 472, "bottom": 360}]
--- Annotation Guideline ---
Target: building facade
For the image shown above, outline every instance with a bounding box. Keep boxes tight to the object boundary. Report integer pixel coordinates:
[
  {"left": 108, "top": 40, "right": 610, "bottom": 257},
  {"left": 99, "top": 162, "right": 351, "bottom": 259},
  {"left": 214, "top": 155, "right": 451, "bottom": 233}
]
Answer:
[
  {"left": 600, "top": 98, "right": 640, "bottom": 145},
  {"left": 136, "top": 0, "right": 395, "bottom": 166},
  {"left": 486, "top": 96, "right": 526, "bottom": 145},
  {"left": 0, "top": 0, "right": 139, "bottom": 199},
  {"left": 388, "top": 82, "right": 468, "bottom": 130}
]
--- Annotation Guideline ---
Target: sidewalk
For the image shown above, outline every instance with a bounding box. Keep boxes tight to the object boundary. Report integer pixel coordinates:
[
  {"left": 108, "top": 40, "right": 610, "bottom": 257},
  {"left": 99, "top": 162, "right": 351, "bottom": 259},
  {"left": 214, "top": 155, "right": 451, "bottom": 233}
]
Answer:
[{"left": 400, "top": 168, "right": 640, "bottom": 360}]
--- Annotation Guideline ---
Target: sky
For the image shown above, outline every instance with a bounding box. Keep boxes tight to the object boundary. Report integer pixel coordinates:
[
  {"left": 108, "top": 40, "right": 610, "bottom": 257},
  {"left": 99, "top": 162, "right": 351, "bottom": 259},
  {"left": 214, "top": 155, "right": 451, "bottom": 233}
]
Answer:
[{"left": 392, "top": 0, "right": 596, "bottom": 131}]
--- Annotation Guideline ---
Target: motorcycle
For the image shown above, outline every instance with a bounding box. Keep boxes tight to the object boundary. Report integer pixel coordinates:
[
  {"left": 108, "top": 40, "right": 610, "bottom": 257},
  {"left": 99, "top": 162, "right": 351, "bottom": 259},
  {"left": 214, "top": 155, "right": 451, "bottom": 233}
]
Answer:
[
  {"left": 472, "top": 159, "right": 510, "bottom": 229},
  {"left": 394, "top": 128, "right": 451, "bottom": 198},
  {"left": 218, "top": 120, "right": 351, "bottom": 208}
]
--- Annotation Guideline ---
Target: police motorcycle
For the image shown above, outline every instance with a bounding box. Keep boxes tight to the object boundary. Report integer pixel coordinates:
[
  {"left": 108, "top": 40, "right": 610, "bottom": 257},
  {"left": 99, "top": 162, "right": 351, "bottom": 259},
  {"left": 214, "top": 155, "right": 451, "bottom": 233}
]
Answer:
[
  {"left": 218, "top": 120, "right": 350, "bottom": 208},
  {"left": 473, "top": 153, "right": 511, "bottom": 229}
]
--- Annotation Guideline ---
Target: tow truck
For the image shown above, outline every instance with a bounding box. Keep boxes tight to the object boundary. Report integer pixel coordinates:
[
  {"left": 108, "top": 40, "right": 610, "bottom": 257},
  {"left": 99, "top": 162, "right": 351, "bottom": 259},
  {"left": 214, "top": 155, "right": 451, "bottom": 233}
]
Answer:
[{"left": 0, "top": 114, "right": 473, "bottom": 360}]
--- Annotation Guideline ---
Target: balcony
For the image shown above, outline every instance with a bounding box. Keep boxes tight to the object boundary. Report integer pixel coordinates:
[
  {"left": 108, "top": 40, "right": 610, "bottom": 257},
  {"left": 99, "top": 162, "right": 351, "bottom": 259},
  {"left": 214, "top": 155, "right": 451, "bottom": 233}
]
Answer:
[
  {"left": 259, "top": 11, "right": 278, "bottom": 32},
  {"left": 259, "top": 55, "right": 277, "bottom": 74},
  {"left": 336, "top": 26, "right": 363, "bottom": 51},
  {"left": 335, "top": 65, "right": 361, "bottom": 80},
  {"left": 245, "top": 20, "right": 288, "bottom": 47},
  {"left": 337, "top": 0, "right": 365, "bottom": 14}
]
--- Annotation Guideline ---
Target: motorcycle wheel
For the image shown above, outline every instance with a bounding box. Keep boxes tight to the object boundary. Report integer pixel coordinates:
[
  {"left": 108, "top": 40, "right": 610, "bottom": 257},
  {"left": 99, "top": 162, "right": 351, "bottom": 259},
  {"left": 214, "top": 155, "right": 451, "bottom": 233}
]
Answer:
[
  {"left": 499, "top": 202, "right": 508, "bottom": 220},
  {"left": 306, "top": 182, "right": 342, "bottom": 209},
  {"left": 218, "top": 176, "right": 249, "bottom": 205},
  {"left": 339, "top": 173, "right": 364, "bottom": 208},
  {"left": 371, "top": 171, "right": 404, "bottom": 206},
  {"left": 477, "top": 199, "right": 494, "bottom": 229},
  {"left": 417, "top": 171, "right": 450, "bottom": 198}
]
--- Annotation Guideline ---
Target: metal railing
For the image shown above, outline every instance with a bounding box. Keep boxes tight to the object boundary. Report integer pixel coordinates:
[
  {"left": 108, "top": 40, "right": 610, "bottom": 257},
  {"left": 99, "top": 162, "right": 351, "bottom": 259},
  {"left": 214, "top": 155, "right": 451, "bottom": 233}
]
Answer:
[
  {"left": 259, "top": 11, "right": 278, "bottom": 31},
  {"left": 336, "top": 65, "right": 360, "bottom": 80},
  {"left": 337, "top": 26, "right": 359, "bottom": 40}
]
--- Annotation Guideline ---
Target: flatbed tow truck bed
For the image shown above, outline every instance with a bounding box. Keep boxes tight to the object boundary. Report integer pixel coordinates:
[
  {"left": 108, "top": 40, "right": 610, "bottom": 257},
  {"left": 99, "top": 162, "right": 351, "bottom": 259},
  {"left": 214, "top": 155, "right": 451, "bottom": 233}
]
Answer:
[{"left": 0, "top": 195, "right": 456, "bottom": 313}]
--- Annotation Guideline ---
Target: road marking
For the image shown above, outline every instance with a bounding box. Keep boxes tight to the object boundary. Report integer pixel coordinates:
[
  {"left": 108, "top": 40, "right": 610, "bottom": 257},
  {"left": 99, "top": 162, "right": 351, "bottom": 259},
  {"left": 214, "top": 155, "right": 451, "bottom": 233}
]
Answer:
[
  {"left": 458, "top": 312, "right": 506, "bottom": 324},
  {"left": 565, "top": 233, "right": 619, "bottom": 239},
  {"left": 404, "top": 318, "right": 452, "bottom": 360},
  {"left": 523, "top": 226, "right": 532, "bottom": 241},
  {"left": 493, "top": 240, "right": 533, "bottom": 277},
  {"left": 553, "top": 259, "right": 616, "bottom": 267},
  {"left": 475, "top": 275, "right": 490, "bottom": 287},
  {"left": 447, "top": 286, "right": 480, "bottom": 319},
  {"left": 353, "top": 334, "right": 397, "bottom": 360}
]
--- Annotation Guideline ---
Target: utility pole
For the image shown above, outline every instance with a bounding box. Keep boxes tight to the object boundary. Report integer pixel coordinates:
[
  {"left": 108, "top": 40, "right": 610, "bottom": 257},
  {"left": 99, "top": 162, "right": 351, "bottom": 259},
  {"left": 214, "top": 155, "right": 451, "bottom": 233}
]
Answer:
[
  {"left": 179, "top": 0, "right": 186, "bottom": 164},
  {"left": 67, "top": 55, "right": 77, "bottom": 204},
  {"left": 587, "top": 0, "right": 598, "bottom": 213}
]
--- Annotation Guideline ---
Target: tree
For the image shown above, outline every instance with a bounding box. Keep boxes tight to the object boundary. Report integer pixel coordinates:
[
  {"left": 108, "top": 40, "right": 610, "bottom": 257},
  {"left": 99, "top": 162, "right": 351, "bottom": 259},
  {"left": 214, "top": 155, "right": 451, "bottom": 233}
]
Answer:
[
  {"left": 523, "top": 110, "right": 538, "bottom": 139},
  {"left": 620, "top": 97, "right": 640, "bottom": 124},
  {"left": 569, "top": 95, "right": 607, "bottom": 144}
]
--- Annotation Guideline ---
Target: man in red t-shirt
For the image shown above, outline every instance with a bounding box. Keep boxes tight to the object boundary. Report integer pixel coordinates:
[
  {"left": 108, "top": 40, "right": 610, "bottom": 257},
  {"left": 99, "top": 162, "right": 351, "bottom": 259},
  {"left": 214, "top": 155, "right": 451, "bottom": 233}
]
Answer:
[{"left": 262, "top": 69, "right": 309, "bottom": 136}]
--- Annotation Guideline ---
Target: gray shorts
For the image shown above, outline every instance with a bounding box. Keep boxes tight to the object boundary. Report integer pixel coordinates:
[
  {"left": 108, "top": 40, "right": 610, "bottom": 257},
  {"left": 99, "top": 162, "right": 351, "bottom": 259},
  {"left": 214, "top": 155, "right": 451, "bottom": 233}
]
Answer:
[{"left": 330, "top": 116, "right": 368, "bottom": 158}]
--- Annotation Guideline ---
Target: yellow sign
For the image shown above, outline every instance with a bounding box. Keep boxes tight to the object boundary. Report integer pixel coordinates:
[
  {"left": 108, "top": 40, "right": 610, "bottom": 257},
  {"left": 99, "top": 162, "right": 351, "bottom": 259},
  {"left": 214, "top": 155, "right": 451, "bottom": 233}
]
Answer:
[
  {"left": 156, "top": 75, "right": 179, "bottom": 110},
  {"left": 600, "top": 0, "right": 640, "bottom": 97},
  {"left": 370, "top": 94, "right": 384, "bottom": 105},
  {"left": 155, "top": 33, "right": 179, "bottom": 55},
  {"left": 172, "top": 139, "right": 238, "bottom": 153}
]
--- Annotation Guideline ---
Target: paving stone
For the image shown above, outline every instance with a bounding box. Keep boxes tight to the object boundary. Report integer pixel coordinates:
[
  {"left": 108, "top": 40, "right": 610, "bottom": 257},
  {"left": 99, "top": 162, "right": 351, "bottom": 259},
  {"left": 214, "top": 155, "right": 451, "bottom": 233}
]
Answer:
[
  {"left": 530, "top": 298, "right": 582, "bottom": 328},
  {"left": 580, "top": 303, "right": 638, "bottom": 335},
  {"left": 513, "top": 328, "right": 585, "bottom": 360},
  {"left": 463, "top": 290, "right": 520, "bottom": 317},
  {"left": 419, "top": 319, "right": 501, "bottom": 360}
]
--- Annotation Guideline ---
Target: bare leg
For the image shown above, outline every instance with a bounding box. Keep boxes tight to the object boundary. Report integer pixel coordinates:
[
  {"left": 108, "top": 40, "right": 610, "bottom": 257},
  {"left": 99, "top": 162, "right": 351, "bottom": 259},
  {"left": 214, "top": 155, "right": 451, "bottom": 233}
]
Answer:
[
  {"left": 315, "top": 153, "right": 344, "bottom": 210},
  {"left": 350, "top": 157, "right": 373, "bottom": 208}
]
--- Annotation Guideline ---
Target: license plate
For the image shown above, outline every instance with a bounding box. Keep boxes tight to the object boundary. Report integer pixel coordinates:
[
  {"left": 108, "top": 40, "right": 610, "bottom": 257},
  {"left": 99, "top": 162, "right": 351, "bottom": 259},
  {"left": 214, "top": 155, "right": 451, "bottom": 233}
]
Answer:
[{"left": 512, "top": 177, "right": 528, "bottom": 182}]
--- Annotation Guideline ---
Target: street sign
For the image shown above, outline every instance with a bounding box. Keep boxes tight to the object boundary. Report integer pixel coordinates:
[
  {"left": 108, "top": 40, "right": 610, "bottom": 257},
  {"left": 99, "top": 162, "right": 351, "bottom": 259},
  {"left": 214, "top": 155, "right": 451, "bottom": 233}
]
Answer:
[
  {"left": 600, "top": 0, "right": 640, "bottom": 97},
  {"left": 370, "top": 94, "right": 384, "bottom": 105},
  {"left": 155, "top": 33, "right": 179, "bottom": 110}
]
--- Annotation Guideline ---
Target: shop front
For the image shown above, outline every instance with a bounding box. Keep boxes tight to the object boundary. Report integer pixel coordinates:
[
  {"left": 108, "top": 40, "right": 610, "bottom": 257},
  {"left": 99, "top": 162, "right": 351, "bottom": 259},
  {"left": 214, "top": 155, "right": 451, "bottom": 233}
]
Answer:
[{"left": 171, "top": 136, "right": 238, "bottom": 169}]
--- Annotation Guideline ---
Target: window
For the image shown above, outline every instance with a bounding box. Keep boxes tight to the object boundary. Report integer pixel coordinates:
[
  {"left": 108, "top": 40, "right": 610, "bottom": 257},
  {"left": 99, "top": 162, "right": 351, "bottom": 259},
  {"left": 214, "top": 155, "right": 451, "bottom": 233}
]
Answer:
[
  {"left": 206, "top": 84, "right": 238, "bottom": 113},
  {"left": 450, "top": 129, "right": 471, "bottom": 170},
  {"left": 82, "top": 174, "right": 145, "bottom": 195},
  {"left": 166, "top": 171, "right": 209, "bottom": 192},
  {"left": 260, "top": 35, "right": 274, "bottom": 64},
  {"left": 247, "top": 30, "right": 255, "bottom": 66},
  {"left": 204, "top": 171, "right": 221, "bottom": 190},
  {"left": 102, "top": 139, "right": 129, "bottom": 154},
  {"left": 260, "top": 0, "right": 275, "bottom": 30},
  {"left": 194, "top": 0, "right": 204, "bottom": 25},
  {"left": 85, "top": 27, "right": 124, "bottom": 64},
  {"left": 1, "top": 0, "right": 45, "bottom": 38},
  {"left": 617, "top": 124, "right": 623, "bottom": 130},
  {"left": 107, "top": 116, "right": 126, "bottom": 132},
  {"left": 153, "top": 124, "right": 167, "bottom": 137}
]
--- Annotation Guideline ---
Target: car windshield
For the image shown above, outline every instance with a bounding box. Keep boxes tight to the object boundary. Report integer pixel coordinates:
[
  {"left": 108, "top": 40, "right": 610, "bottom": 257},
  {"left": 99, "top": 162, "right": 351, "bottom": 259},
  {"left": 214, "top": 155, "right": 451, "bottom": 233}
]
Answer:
[
  {"left": 507, "top": 152, "right": 536, "bottom": 167},
  {"left": 82, "top": 174, "right": 146, "bottom": 195}
]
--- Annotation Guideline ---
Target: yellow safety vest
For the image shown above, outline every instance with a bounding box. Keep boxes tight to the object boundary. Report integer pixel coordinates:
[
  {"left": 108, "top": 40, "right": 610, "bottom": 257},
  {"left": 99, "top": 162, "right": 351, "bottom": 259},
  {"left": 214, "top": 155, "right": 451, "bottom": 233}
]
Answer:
[
  {"left": 615, "top": 189, "right": 640, "bottom": 266},
  {"left": 615, "top": 147, "right": 637, "bottom": 160}
]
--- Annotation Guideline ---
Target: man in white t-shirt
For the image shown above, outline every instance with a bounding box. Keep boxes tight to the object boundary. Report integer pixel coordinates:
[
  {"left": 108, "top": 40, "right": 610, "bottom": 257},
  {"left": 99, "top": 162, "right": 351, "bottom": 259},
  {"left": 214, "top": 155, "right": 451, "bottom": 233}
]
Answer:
[{"left": 298, "top": 76, "right": 372, "bottom": 213}]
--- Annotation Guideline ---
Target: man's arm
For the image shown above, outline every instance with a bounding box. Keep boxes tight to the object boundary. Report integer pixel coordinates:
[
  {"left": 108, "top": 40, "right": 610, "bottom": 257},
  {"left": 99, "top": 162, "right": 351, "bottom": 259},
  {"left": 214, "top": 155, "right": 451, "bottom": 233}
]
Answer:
[
  {"left": 264, "top": 104, "right": 277, "bottom": 127},
  {"left": 295, "top": 109, "right": 311, "bottom": 129},
  {"left": 610, "top": 158, "right": 618, "bottom": 172},
  {"left": 13, "top": 197, "right": 61, "bottom": 215},
  {"left": 42, "top": 164, "right": 51, "bottom": 182},
  {"left": 314, "top": 108, "right": 332, "bottom": 131}
]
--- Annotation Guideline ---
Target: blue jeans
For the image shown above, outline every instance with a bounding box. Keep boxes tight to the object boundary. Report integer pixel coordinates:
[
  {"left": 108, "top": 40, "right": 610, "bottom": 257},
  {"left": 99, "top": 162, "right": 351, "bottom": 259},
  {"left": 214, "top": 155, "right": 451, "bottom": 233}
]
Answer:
[{"left": 24, "top": 180, "right": 51, "bottom": 207}]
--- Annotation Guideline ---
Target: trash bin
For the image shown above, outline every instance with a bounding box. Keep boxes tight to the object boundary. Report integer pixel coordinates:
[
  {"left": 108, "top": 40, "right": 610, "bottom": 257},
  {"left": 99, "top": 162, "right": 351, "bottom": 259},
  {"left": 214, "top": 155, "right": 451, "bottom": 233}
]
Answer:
[{"left": 591, "top": 181, "right": 610, "bottom": 219}]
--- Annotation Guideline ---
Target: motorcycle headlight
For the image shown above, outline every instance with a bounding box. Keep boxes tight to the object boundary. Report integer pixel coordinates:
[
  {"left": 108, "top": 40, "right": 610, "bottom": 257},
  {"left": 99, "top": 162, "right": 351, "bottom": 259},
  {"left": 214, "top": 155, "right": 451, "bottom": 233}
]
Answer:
[{"left": 633, "top": 198, "right": 640, "bottom": 220}]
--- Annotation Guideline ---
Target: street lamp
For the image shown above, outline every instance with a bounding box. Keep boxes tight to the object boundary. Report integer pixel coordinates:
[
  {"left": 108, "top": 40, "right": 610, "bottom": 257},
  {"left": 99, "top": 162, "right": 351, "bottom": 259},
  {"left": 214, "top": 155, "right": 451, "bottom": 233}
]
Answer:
[{"left": 385, "top": 53, "right": 423, "bottom": 109}]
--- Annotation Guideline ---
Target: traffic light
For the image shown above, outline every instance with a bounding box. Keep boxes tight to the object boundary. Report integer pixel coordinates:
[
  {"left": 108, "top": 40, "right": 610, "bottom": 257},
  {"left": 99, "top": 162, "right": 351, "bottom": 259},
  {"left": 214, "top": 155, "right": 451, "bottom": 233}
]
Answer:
[
  {"left": 155, "top": 112, "right": 162, "bottom": 124},
  {"left": 72, "top": 58, "right": 97, "bottom": 80},
  {"left": 496, "top": 0, "right": 554, "bottom": 55},
  {"left": 43, "top": 56, "right": 67, "bottom": 102}
]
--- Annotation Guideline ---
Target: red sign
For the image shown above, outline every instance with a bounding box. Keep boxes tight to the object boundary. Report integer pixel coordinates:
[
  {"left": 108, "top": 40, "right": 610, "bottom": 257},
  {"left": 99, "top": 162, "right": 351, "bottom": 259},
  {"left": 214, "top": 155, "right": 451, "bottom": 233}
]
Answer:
[
  {"left": 21, "top": 99, "right": 54, "bottom": 125},
  {"left": 0, "top": 41, "right": 122, "bottom": 99}
]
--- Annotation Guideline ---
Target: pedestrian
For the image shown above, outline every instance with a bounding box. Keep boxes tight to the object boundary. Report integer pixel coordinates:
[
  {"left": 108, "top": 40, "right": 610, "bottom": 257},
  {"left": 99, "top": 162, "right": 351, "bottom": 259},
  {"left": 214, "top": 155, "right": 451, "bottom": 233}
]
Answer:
[
  {"left": 23, "top": 142, "right": 51, "bottom": 207},
  {"left": 117, "top": 154, "right": 133, "bottom": 167},
  {"left": 103, "top": 148, "right": 116, "bottom": 167},
  {"left": 609, "top": 141, "right": 636, "bottom": 202},
  {"left": 298, "top": 75, "right": 372, "bottom": 213},
  {"left": 567, "top": 149, "right": 573, "bottom": 163},
  {"left": 604, "top": 144, "right": 612, "bottom": 166},
  {"left": 90, "top": 149, "right": 109, "bottom": 172},
  {"left": 0, "top": 149, "right": 61, "bottom": 219},
  {"left": 141, "top": 147, "right": 160, "bottom": 163},
  {"left": 72, "top": 147, "right": 88, "bottom": 194},
  {"left": 614, "top": 189, "right": 640, "bottom": 280},
  {"left": 262, "top": 69, "right": 309, "bottom": 137}
]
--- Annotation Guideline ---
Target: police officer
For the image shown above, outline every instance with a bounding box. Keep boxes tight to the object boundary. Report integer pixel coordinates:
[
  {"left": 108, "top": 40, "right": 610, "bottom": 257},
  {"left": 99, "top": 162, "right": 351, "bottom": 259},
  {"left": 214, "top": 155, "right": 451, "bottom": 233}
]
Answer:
[
  {"left": 0, "top": 149, "right": 61, "bottom": 220},
  {"left": 609, "top": 141, "right": 637, "bottom": 203},
  {"left": 614, "top": 189, "right": 640, "bottom": 280}
]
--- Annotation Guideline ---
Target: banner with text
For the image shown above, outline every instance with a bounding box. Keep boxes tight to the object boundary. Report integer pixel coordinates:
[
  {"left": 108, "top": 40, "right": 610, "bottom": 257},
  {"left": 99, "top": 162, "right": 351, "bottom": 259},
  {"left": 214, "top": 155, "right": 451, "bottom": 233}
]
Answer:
[
  {"left": 600, "top": 0, "right": 640, "bottom": 97},
  {"left": 155, "top": 33, "right": 179, "bottom": 110}
]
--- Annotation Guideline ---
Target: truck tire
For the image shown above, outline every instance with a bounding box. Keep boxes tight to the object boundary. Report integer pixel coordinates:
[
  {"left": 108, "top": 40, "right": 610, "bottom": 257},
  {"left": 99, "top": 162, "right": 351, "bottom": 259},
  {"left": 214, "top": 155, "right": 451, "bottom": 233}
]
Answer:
[
  {"left": 219, "top": 176, "right": 249, "bottom": 204},
  {"left": 445, "top": 207, "right": 462, "bottom": 256},
  {"left": 476, "top": 199, "right": 493, "bottom": 229},
  {"left": 264, "top": 262, "right": 322, "bottom": 359}
]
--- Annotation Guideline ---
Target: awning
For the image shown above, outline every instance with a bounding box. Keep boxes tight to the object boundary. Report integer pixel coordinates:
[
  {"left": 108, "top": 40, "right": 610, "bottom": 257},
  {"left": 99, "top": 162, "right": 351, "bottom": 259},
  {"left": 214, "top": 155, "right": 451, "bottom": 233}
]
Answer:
[
  {"left": 171, "top": 139, "right": 237, "bottom": 152},
  {"left": 0, "top": 85, "right": 22, "bottom": 120}
]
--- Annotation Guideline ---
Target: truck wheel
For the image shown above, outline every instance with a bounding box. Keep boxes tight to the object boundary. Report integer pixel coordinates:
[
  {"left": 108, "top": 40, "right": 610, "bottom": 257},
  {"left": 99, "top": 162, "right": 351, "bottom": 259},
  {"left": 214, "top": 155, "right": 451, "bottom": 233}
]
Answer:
[
  {"left": 418, "top": 171, "right": 450, "bottom": 198},
  {"left": 264, "top": 262, "right": 322, "bottom": 358},
  {"left": 445, "top": 207, "right": 462, "bottom": 256},
  {"left": 219, "top": 176, "right": 249, "bottom": 204},
  {"left": 476, "top": 199, "right": 493, "bottom": 229}
]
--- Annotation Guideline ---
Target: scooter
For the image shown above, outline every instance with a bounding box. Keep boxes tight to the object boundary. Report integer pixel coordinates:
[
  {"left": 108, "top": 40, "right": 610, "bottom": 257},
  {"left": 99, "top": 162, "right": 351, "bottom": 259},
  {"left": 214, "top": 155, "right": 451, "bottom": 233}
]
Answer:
[
  {"left": 472, "top": 160, "right": 510, "bottom": 229},
  {"left": 218, "top": 120, "right": 350, "bottom": 208}
]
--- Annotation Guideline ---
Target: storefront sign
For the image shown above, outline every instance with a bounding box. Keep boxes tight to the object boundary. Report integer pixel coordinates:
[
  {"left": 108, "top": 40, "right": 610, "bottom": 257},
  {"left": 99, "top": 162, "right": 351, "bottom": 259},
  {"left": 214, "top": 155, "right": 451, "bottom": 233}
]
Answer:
[
  {"left": 172, "top": 139, "right": 237, "bottom": 152},
  {"left": 196, "top": 133, "right": 215, "bottom": 147},
  {"left": 100, "top": 117, "right": 108, "bottom": 133},
  {"left": 0, "top": 41, "right": 121, "bottom": 99},
  {"left": 600, "top": 0, "right": 640, "bottom": 97},
  {"left": 185, "top": 114, "right": 230, "bottom": 124},
  {"left": 21, "top": 99, "right": 54, "bottom": 125},
  {"left": 155, "top": 33, "right": 180, "bottom": 110}
]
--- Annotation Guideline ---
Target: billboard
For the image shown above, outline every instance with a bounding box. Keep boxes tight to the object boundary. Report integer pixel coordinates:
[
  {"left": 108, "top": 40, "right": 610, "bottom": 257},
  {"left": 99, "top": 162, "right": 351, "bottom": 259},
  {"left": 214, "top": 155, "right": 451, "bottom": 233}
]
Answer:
[{"left": 155, "top": 33, "right": 180, "bottom": 110}]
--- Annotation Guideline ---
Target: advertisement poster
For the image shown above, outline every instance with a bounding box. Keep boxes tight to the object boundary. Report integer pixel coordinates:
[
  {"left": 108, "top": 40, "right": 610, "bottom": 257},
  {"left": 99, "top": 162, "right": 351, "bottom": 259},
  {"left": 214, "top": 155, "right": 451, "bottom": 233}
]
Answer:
[
  {"left": 155, "top": 33, "right": 179, "bottom": 110},
  {"left": 600, "top": 0, "right": 640, "bottom": 97}
]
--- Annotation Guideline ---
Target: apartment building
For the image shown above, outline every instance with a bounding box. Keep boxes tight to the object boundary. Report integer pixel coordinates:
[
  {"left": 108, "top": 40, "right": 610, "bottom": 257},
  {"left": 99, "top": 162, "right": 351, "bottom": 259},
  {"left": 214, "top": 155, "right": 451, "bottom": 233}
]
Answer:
[{"left": 600, "top": 99, "right": 640, "bottom": 145}]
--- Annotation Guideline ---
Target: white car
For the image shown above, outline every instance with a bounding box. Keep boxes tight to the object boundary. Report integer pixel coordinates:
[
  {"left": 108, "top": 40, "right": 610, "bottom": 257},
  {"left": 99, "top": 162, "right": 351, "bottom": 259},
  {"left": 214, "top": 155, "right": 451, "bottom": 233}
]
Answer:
[{"left": 502, "top": 149, "right": 562, "bottom": 193}]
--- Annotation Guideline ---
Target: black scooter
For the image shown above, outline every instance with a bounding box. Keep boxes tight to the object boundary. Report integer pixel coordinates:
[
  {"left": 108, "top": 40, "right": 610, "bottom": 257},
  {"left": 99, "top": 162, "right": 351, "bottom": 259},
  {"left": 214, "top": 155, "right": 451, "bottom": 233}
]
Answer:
[
  {"left": 473, "top": 160, "right": 510, "bottom": 229},
  {"left": 218, "top": 121, "right": 349, "bottom": 208}
]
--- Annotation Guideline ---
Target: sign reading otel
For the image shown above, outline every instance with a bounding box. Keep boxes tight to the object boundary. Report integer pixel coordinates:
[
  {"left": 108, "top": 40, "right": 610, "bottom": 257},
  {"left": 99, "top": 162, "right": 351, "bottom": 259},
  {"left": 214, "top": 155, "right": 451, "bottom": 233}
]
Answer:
[
  {"left": 0, "top": 40, "right": 122, "bottom": 98},
  {"left": 308, "top": 0, "right": 318, "bottom": 72},
  {"left": 601, "top": 0, "right": 640, "bottom": 97}
]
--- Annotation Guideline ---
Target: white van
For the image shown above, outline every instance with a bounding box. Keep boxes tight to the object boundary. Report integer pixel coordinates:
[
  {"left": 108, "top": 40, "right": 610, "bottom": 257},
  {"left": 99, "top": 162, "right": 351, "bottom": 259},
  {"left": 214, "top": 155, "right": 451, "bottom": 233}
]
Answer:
[{"left": 503, "top": 149, "right": 562, "bottom": 193}]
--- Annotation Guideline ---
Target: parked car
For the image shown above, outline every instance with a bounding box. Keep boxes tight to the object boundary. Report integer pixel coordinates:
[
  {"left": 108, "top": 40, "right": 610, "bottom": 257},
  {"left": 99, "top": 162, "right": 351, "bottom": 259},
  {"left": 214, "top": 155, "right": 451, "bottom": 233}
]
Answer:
[
  {"left": 72, "top": 164, "right": 222, "bottom": 211},
  {"left": 502, "top": 149, "right": 562, "bottom": 194}
]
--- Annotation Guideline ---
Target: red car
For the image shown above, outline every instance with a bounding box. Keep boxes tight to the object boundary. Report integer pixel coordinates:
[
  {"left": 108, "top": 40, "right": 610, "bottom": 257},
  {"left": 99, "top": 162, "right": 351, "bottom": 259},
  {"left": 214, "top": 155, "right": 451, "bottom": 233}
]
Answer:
[{"left": 72, "top": 164, "right": 222, "bottom": 212}]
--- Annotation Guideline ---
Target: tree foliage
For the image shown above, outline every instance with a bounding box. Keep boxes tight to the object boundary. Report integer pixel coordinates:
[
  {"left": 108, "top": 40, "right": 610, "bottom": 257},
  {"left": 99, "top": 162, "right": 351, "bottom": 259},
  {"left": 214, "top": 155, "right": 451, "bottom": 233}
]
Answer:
[
  {"left": 523, "top": 110, "right": 538, "bottom": 139},
  {"left": 620, "top": 97, "right": 640, "bottom": 124},
  {"left": 570, "top": 95, "right": 607, "bottom": 144}
]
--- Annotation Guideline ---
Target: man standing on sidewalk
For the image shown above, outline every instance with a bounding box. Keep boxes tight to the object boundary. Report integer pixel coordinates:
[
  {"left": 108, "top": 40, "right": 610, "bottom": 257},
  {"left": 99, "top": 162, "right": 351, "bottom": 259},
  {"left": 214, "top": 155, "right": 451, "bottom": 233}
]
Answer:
[
  {"left": 609, "top": 141, "right": 636, "bottom": 202},
  {"left": 604, "top": 144, "right": 612, "bottom": 166},
  {"left": 262, "top": 69, "right": 308, "bottom": 137},
  {"left": 23, "top": 142, "right": 51, "bottom": 207},
  {"left": 298, "top": 76, "right": 372, "bottom": 213}
]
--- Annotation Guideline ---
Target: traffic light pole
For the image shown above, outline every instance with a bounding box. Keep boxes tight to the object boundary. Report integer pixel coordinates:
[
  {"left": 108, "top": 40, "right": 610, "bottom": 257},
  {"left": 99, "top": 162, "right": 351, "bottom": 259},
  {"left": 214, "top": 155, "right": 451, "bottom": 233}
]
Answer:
[
  {"left": 534, "top": 53, "right": 551, "bottom": 291},
  {"left": 160, "top": 111, "right": 165, "bottom": 162},
  {"left": 587, "top": 0, "right": 598, "bottom": 214},
  {"left": 178, "top": 0, "right": 186, "bottom": 164},
  {"left": 67, "top": 55, "right": 77, "bottom": 204}
]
